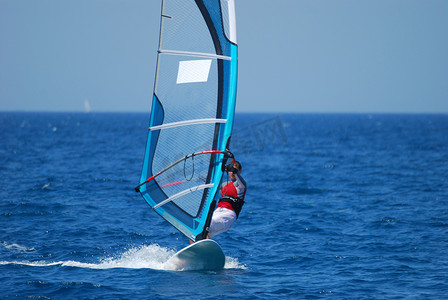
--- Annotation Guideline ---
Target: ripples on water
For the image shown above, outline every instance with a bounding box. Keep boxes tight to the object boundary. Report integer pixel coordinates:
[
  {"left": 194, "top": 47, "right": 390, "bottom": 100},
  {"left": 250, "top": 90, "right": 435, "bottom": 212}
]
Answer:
[{"left": 1, "top": 112, "right": 447, "bottom": 298}]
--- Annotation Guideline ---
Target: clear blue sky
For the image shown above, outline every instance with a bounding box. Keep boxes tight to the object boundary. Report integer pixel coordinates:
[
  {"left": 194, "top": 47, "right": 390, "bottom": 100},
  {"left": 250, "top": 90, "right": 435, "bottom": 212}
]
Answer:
[{"left": 1, "top": 0, "right": 447, "bottom": 113}]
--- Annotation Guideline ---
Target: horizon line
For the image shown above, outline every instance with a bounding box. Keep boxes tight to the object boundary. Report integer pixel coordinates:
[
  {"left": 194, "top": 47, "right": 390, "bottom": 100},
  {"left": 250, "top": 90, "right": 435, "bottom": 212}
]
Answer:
[{"left": 1, "top": 110, "right": 447, "bottom": 115}]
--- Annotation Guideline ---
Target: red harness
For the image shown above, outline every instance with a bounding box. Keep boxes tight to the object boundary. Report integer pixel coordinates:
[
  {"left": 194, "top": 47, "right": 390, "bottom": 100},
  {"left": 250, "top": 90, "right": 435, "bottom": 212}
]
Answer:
[{"left": 221, "top": 182, "right": 238, "bottom": 198}]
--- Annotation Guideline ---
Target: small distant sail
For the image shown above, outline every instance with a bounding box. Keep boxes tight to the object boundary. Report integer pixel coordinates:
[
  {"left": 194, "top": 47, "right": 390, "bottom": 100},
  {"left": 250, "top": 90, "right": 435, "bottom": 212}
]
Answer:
[
  {"left": 136, "top": 0, "right": 238, "bottom": 242},
  {"left": 84, "top": 99, "right": 91, "bottom": 113}
]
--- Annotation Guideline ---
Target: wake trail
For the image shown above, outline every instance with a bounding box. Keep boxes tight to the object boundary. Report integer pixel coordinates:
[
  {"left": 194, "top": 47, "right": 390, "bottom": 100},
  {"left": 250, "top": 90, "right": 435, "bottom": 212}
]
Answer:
[{"left": 0, "top": 244, "right": 245, "bottom": 271}]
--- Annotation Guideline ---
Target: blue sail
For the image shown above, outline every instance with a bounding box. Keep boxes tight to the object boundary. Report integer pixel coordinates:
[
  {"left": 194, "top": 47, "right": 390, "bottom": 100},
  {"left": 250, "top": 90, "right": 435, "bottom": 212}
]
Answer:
[{"left": 137, "top": 0, "right": 238, "bottom": 242}]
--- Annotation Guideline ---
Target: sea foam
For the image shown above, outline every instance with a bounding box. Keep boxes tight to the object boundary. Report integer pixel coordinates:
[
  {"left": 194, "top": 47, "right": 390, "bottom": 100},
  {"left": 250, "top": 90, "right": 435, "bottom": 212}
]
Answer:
[{"left": 0, "top": 244, "right": 246, "bottom": 271}]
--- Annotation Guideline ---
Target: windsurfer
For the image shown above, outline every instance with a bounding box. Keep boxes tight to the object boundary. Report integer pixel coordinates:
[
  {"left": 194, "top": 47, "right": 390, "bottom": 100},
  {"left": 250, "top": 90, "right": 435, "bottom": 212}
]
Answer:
[{"left": 207, "top": 161, "right": 247, "bottom": 239}]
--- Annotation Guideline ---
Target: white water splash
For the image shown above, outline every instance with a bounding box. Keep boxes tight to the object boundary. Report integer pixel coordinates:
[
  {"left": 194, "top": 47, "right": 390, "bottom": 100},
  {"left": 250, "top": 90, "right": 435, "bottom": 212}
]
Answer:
[
  {"left": 225, "top": 256, "right": 246, "bottom": 270},
  {"left": 1, "top": 241, "right": 35, "bottom": 252},
  {"left": 0, "top": 244, "right": 246, "bottom": 271}
]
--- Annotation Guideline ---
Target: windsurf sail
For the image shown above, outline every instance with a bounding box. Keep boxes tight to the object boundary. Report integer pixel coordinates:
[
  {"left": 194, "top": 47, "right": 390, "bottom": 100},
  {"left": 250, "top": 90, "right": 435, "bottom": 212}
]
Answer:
[{"left": 136, "top": 0, "right": 238, "bottom": 242}]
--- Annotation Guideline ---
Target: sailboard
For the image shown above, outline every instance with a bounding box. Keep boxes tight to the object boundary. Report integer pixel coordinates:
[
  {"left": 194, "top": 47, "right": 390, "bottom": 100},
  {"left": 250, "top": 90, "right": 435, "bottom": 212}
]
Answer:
[
  {"left": 135, "top": 0, "right": 238, "bottom": 268},
  {"left": 167, "top": 239, "right": 225, "bottom": 271}
]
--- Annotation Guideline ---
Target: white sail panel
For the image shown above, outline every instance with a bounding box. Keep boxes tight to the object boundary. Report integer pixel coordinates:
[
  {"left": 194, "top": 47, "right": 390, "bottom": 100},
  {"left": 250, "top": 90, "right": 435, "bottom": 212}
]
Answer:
[{"left": 176, "top": 59, "right": 212, "bottom": 84}]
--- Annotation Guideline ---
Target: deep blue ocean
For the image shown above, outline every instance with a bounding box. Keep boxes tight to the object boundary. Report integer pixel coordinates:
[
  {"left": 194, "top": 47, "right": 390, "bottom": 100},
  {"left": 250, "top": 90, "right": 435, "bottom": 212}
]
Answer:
[{"left": 1, "top": 112, "right": 447, "bottom": 299}]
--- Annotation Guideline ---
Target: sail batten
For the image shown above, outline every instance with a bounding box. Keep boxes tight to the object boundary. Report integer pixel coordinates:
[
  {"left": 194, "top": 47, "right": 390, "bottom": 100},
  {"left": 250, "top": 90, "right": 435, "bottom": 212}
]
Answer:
[
  {"left": 138, "top": 0, "right": 238, "bottom": 242},
  {"left": 154, "top": 183, "right": 214, "bottom": 209},
  {"left": 159, "top": 49, "right": 232, "bottom": 60},
  {"left": 149, "top": 118, "right": 227, "bottom": 131}
]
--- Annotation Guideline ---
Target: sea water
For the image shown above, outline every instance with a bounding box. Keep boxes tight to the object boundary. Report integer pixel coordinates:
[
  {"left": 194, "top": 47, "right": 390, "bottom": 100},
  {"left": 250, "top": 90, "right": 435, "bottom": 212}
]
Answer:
[{"left": 1, "top": 112, "right": 447, "bottom": 299}]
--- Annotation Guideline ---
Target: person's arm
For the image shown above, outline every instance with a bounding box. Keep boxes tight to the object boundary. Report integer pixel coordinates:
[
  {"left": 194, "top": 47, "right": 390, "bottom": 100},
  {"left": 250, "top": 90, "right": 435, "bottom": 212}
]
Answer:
[{"left": 232, "top": 173, "right": 246, "bottom": 197}]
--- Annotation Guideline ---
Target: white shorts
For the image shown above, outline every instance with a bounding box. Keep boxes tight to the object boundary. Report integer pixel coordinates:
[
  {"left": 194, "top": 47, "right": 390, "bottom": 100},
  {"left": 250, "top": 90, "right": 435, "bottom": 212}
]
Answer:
[{"left": 208, "top": 207, "right": 237, "bottom": 238}]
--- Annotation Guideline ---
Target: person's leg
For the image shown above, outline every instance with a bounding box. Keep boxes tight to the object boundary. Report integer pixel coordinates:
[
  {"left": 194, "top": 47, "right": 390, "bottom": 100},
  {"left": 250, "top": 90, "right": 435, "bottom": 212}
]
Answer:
[{"left": 208, "top": 207, "right": 237, "bottom": 238}]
